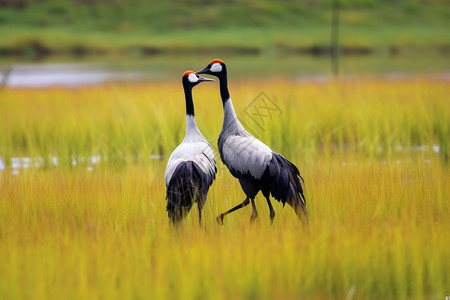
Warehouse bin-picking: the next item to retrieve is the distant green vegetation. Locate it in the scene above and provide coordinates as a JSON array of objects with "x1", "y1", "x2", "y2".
[
  {"x1": 1, "y1": 0, "x2": 448, "y2": 30},
  {"x1": 0, "y1": 0, "x2": 449, "y2": 57}
]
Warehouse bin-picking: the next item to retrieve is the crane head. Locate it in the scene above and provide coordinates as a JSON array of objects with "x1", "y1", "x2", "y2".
[
  {"x1": 196, "y1": 59, "x2": 226, "y2": 77},
  {"x1": 182, "y1": 70, "x2": 215, "y2": 88}
]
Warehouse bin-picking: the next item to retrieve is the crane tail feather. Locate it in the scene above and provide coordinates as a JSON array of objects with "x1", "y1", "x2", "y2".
[
  {"x1": 266, "y1": 153, "x2": 307, "y2": 219},
  {"x1": 166, "y1": 161, "x2": 204, "y2": 224}
]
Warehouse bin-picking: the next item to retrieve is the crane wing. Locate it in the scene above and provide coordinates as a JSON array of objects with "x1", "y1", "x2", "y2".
[
  {"x1": 220, "y1": 135, "x2": 272, "y2": 180},
  {"x1": 165, "y1": 141, "x2": 216, "y2": 186}
]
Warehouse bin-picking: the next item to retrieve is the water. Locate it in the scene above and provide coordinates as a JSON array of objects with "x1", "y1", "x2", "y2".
[
  {"x1": 0, "y1": 145, "x2": 440, "y2": 175},
  {"x1": 0, "y1": 154, "x2": 163, "y2": 174},
  {"x1": 0, "y1": 62, "x2": 148, "y2": 88},
  {"x1": 3, "y1": 64, "x2": 144, "y2": 87},
  {"x1": 1, "y1": 54, "x2": 449, "y2": 87}
]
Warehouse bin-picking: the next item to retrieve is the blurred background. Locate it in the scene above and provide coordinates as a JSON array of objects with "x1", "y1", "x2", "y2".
[{"x1": 0, "y1": 0, "x2": 449, "y2": 86}]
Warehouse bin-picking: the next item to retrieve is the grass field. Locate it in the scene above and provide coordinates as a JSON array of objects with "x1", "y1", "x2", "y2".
[{"x1": 0, "y1": 78, "x2": 449, "y2": 299}]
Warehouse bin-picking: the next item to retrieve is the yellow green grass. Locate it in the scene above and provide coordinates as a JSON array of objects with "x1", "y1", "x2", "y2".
[{"x1": 0, "y1": 79, "x2": 449, "y2": 299}]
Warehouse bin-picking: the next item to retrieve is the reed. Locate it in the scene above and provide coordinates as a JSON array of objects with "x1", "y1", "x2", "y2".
[
  {"x1": 1, "y1": 79, "x2": 447, "y2": 163},
  {"x1": 0, "y1": 79, "x2": 448, "y2": 299}
]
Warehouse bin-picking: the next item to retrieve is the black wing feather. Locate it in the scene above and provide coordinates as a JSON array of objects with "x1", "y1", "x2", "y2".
[
  {"x1": 264, "y1": 153, "x2": 306, "y2": 210},
  {"x1": 166, "y1": 161, "x2": 210, "y2": 224}
]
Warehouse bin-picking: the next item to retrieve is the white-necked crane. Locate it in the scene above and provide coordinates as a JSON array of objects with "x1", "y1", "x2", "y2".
[
  {"x1": 196, "y1": 59, "x2": 307, "y2": 224},
  {"x1": 165, "y1": 71, "x2": 217, "y2": 226}
]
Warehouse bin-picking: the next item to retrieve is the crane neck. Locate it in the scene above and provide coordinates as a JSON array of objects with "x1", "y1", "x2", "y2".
[
  {"x1": 218, "y1": 75, "x2": 230, "y2": 105},
  {"x1": 183, "y1": 85, "x2": 195, "y2": 116},
  {"x1": 182, "y1": 85, "x2": 203, "y2": 140},
  {"x1": 222, "y1": 97, "x2": 247, "y2": 135},
  {"x1": 184, "y1": 114, "x2": 202, "y2": 141},
  {"x1": 217, "y1": 75, "x2": 247, "y2": 134}
]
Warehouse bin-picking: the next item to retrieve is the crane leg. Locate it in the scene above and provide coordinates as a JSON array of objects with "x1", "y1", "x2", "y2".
[
  {"x1": 250, "y1": 198, "x2": 258, "y2": 223},
  {"x1": 265, "y1": 196, "x2": 275, "y2": 223},
  {"x1": 197, "y1": 197, "x2": 205, "y2": 227},
  {"x1": 216, "y1": 197, "x2": 250, "y2": 225}
]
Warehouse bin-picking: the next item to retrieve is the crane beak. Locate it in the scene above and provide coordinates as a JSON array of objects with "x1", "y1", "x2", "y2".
[
  {"x1": 196, "y1": 67, "x2": 209, "y2": 75},
  {"x1": 197, "y1": 75, "x2": 215, "y2": 82}
]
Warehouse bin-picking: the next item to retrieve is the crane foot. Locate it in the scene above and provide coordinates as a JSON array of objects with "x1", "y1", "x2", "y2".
[{"x1": 216, "y1": 214, "x2": 224, "y2": 225}]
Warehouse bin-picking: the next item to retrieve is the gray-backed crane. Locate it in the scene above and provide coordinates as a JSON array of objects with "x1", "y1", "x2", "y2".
[{"x1": 196, "y1": 59, "x2": 307, "y2": 224}]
